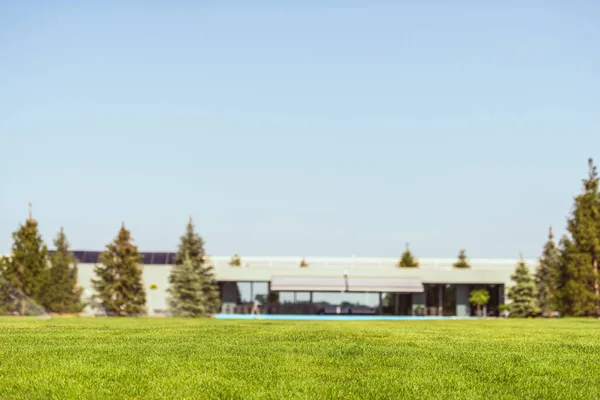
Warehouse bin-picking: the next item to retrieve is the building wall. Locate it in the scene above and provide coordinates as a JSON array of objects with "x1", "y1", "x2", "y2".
[{"x1": 73, "y1": 256, "x2": 525, "y2": 316}]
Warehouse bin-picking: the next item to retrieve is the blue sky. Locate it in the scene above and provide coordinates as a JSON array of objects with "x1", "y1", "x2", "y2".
[{"x1": 1, "y1": 1, "x2": 599, "y2": 258}]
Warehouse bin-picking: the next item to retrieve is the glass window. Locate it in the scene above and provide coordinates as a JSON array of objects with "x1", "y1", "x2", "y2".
[
  {"x1": 442, "y1": 285, "x2": 456, "y2": 316},
  {"x1": 279, "y1": 291, "x2": 295, "y2": 304},
  {"x1": 236, "y1": 282, "x2": 252, "y2": 303},
  {"x1": 252, "y1": 282, "x2": 269, "y2": 302},
  {"x1": 295, "y1": 292, "x2": 310, "y2": 303}
]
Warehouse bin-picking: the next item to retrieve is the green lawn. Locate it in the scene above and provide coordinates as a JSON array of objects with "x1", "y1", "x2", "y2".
[{"x1": 0, "y1": 318, "x2": 599, "y2": 399}]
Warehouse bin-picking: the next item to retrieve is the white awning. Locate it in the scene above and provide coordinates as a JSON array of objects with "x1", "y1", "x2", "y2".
[
  {"x1": 347, "y1": 278, "x2": 424, "y2": 293},
  {"x1": 270, "y1": 276, "x2": 346, "y2": 291}
]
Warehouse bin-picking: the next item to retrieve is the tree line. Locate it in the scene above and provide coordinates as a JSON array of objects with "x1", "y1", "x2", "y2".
[
  {"x1": 0, "y1": 214, "x2": 220, "y2": 317},
  {"x1": 1, "y1": 158, "x2": 599, "y2": 318},
  {"x1": 396, "y1": 158, "x2": 600, "y2": 318}
]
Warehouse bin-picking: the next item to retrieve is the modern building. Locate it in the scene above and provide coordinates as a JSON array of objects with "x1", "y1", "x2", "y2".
[{"x1": 56, "y1": 251, "x2": 534, "y2": 317}]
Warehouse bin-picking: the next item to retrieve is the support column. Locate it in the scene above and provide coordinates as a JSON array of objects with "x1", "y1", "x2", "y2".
[
  {"x1": 456, "y1": 285, "x2": 469, "y2": 317},
  {"x1": 438, "y1": 285, "x2": 443, "y2": 316},
  {"x1": 378, "y1": 292, "x2": 382, "y2": 315}
]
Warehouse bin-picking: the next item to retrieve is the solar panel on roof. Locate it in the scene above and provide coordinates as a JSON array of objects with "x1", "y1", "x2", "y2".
[
  {"x1": 165, "y1": 253, "x2": 175, "y2": 264},
  {"x1": 83, "y1": 252, "x2": 100, "y2": 263},
  {"x1": 153, "y1": 252, "x2": 167, "y2": 264},
  {"x1": 142, "y1": 253, "x2": 153, "y2": 264},
  {"x1": 73, "y1": 251, "x2": 85, "y2": 262}
]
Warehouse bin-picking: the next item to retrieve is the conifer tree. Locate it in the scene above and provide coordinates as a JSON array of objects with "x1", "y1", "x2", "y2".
[
  {"x1": 173, "y1": 218, "x2": 220, "y2": 315},
  {"x1": 453, "y1": 249, "x2": 470, "y2": 269},
  {"x1": 3, "y1": 205, "x2": 49, "y2": 314},
  {"x1": 167, "y1": 253, "x2": 206, "y2": 317},
  {"x1": 507, "y1": 257, "x2": 539, "y2": 317},
  {"x1": 92, "y1": 224, "x2": 146, "y2": 316},
  {"x1": 0, "y1": 256, "x2": 17, "y2": 314},
  {"x1": 42, "y1": 228, "x2": 84, "y2": 314},
  {"x1": 555, "y1": 236, "x2": 597, "y2": 316},
  {"x1": 555, "y1": 158, "x2": 600, "y2": 316},
  {"x1": 535, "y1": 227, "x2": 560, "y2": 315},
  {"x1": 397, "y1": 243, "x2": 419, "y2": 268}
]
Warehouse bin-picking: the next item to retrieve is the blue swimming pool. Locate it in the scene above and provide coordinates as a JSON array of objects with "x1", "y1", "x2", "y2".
[{"x1": 215, "y1": 314, "x2": 476, "y2": 321}]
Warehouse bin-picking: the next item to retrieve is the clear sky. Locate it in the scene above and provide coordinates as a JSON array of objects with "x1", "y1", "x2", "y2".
[{"x1": 1, "y1": 1, "x2": 599, "y2": 259}]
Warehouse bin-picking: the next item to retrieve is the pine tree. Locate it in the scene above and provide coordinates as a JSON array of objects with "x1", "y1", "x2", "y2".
[
  {"x1": 535, "y1": 227, "x2": 560, "y2": 315},
  {"x1": 507, "y1": 257, "x2": 539, "y2": 317},
  {"x1": 453, "y1": 249, "x2": 470, "y2": 269},
  {"x1": 92, "y1": 223, "x2": 146, "y2": 316},
  {"x1": 397, "y1": 243, "x2": 419, "y2": 268},
  {"x1": 555, "y1": 158, "x2": 600, "y2": 316},
  {"x1": 555, "y1": 236, "x2": 597, "y2": 316},
  {"x1": 229, "y1": 254, "x2": 242, "y2": 267},
  {"x1": 3, "y1": 205, "x2": 49, "y2": 314},
  {"x1": 167, "y1": 252, "x2": 206, "y2": 317},
  {"x1": 174, "y1": 218, "x2": 220, "y2": 315},
  {"x1": 0, "y1": 256, "x2": 17, "y2": 314},
  {"x1": 42, "y1": 228, "x2": 84, "y2": 314}
]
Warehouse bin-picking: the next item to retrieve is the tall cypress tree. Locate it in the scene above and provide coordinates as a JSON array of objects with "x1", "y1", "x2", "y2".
[
  {"x1": 167, "y1": 253, "x2": 205, "y2": 317},
  {"x1": 3, "y1": 205, "x2": 49, "y2": 314},
  {"x1": 507, "y1": 257, "x2": 539, "y2": 317},
  {"x1": 174, "y1": 218, "x2": 221, "y2": 315},
  {"x1": 42, "y1": 228, "x2": 84, "y2": 314},
  {"x1": 555, "y1": 158, "x2": 600, "y2": 316},
  {"x1": 92, "y1": 223, "x2": 146, "y2": 316},
  {"x1": 397, "y1": 243, "x2": 419, "y2": 268},
  {"x1": 535, "y1": 227, "x2": 560, "y2": 315}
]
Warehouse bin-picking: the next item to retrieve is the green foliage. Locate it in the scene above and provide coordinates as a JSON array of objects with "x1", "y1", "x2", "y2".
[
  {"x1": 6, "y1": 318, "x2": 600, "y2": 399},
  {"x1": 92, "y1": 224, "x2": 146, "y2": 316},
  {"x1": 453, "y1": 249, "x2": 470, "y2": 269},
  {"x1": 168, "y1": 253, "x2": 206, "y2": 317},
  {"x1": 229, "y1": 254, "x2": 242, "y2": 267},
  {"x1": 508, "y1": 258, "x2": 539, "y2": 317},
  {"x1": 172, "y1": 218, "x2": 220, "y2": 315},
  {"x1": 0, "y1": 257, "x2": 16, "y2": 315},
  {"x1": 300, "y1": 258, "x2": 309, "y2": 268},
  {"x1": 535, "y1": 227, "x2": 560, "y2": 314},
  {"x1": 397, "y1": 244, "x2": 419, "y2": 268},
  {"x1": 41, "y1": 228, "x2": 84, "y2": 314},
  {"x1": 469, "y1": 288, "x2": 490, "y2": 315},
  {"x1": 267, "y1": 291, "x2": 279, "y2": 304},
  {"x1": 2, "y1": 211, "x2": 49, "y2": 314},
  {"x1": 555, "y1": 159, "x2": 600, "y2": 316}
]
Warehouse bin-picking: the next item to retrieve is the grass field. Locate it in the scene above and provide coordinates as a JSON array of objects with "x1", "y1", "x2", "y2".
[{"x1": 1, "y1": 318, "x2": 599, "y2": 399}]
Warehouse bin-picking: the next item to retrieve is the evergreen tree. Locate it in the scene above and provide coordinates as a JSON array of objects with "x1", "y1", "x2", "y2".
[
  {"x1": 555, "y1": 236, "x2": 597, "y2": 316},
  {"x1": 397, "y1": 243, "x2": 419, "y2": 268},
  {"x1": 174, "y1": 218, "x2": 221, "y2": 315},
  {"x1": 507, "y1": 257, "x2": 539, "y2": 317},
  {"x1": 0, "y1": 256, "x2": 17, "y2": 314},
  {"x1": 42, "y1": 228, "x2": 84, "y2": 314},
  {"x1": 535, "y1": 227, "x2": 560, "y2": 315},
  {"x1": 92, "y1": 224, "x2": 146, "y2": 316},
  {"x1": 229, "y1": 254, "x2": 242, "y2": 267},
  {"x1": 167, "y1": 252, "x2": 206, "y2": 317},
  {"x1": 555, "y1": 158, "x2": 600, "y2": 316},
  {"x1": 453, "y1": 249, "x2": 470, "y2": 269},
  {"x1": 3, "y1": 205, "x2": 49, "y2": 314}
]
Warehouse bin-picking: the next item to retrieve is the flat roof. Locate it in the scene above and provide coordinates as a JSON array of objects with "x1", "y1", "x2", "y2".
[{"x1": 42, "y1": 251, "x2": 534, "y2": 286}]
